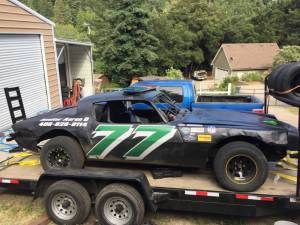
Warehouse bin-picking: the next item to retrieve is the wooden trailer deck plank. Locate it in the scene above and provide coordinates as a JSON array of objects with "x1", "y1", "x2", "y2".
[{"x1": 0, "y1": 152, "x2": 296, "y2": 196}]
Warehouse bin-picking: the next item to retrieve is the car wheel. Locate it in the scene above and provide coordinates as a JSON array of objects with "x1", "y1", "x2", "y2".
[
  {"x1": 214, "y1": 141, "x2": 268, "y2": 192},
  {"x1": 45, "y1": 180, "x2": 91, "y2": 225},
  {"x1": 41, "y1": 136, "x2": 84, "y2": 170},
  {"x1": 95, "y1": 183, "x2": 145, "y2": 225}
]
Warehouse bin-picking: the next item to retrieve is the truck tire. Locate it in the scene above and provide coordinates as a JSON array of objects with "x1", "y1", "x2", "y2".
[
  {"x1": 41, "y1": 136, "x2": 84, "y2": 171},
  {"x1": 95, "y1": 183, "x2": 145, "y2": 225},
  {"x1": 44, "y1": 180, "x2": 91, "y2": 225},
  {"x1": 214, "y1": 141, "x2": 268, "y2": 192}
]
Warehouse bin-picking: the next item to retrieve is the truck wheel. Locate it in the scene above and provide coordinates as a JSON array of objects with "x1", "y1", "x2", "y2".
[
  {"x1": 95, "y1": 183, "x2": 145, "y2": 225},
  {"x1": 45, "y1": 180, "x2": 91, "y2": 225},
  {"x1": 214, "y1": 141, "x2": 268, "y2": 192},
  {"x1": 41, "y1": 136, "x2": 84, "y2": 170}
]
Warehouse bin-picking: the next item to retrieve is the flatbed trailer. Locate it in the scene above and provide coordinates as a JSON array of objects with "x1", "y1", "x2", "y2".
[
  {"x1": 0, "y1": 151, "x2": 300, "y2": 224},
  {"x1": 2, "y1": 63, "x2": 300, "y2": 225}
]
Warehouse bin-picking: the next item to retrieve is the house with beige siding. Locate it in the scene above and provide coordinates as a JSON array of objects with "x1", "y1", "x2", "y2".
[
  {"x1": 0, "y1": 0, "x2": 93, "y2": 130},
  {"x1": 211, "y1": 43, "x2": 280, "y2": 81}
]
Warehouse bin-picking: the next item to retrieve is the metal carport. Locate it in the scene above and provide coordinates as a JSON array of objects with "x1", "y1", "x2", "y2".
[{"x1": 55, "y1": 39, "x2": 94, "y2": 105}]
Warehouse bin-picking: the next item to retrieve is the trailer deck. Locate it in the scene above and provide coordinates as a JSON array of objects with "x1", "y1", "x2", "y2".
[
  {"x1": 0, "y1": 152, "x2": 296, "y2": 196},
  {"x1": 1, "y1": 151, "x2": 300, "y2": 217}
]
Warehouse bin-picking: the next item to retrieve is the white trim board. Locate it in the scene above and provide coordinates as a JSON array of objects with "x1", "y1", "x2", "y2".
[
  {"x1": 40, "y1": 34, "x2": 52, "y2": 110},
  {"x1": 52, "y1": 27, "x2": 63, "y2": 107}
]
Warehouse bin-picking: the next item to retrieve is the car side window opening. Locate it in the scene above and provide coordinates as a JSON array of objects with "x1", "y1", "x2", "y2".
[
  {"x1": 159, "y1": 86, "x2": 183, "y2": 103},
  {"x1": 94, "y1": 100, "x2": 165, "y2": 124}
]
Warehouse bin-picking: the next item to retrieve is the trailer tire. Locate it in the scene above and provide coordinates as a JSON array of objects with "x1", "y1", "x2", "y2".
[
  {"x1": 214, "y1": 141, "x2": 268, "y2": 192},
  {"x1": 44, "y1": 180, "x2": 91, "y2": 225},
  {"x1": 41, "y1": 136, "x2": 84, "y2": 170},
  {"x1": 95, "y1": 183, "x2": 145, "y2": 225}
]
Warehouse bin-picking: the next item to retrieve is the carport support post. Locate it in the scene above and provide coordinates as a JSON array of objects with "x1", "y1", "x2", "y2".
[{"x1": 297, "y1": 108, "x2": 300, "y2": 197}]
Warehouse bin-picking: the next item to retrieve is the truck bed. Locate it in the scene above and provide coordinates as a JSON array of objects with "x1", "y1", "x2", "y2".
[{"x1": 0, "y1": 153, "x2": 296, "y2": 196}]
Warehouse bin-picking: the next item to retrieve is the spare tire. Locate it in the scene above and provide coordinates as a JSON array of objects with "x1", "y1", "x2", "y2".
[
  {"x1": 267, "y1": 64, "x2": 288, "y2": 91},
  {"x1": 267, "y1": 62, "x2": 300, "y2": 107}
]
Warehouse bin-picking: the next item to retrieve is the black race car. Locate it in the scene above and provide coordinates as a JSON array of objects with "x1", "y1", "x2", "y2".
[{"x1": 11, "y1": 87, "x2": 299, "y2": 192}]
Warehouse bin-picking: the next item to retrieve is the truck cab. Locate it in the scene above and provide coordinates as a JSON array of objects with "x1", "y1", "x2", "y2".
[{"x1": 133, "y1": 80, "x2": 264, "y2": 112}]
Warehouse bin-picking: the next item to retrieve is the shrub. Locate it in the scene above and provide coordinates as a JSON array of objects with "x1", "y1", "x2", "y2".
[
  {"x1": 217, "y1": 76, "x2": 239, "y2": 93},
  {"x1": 273, "y1": 45, "x2": 300, "y2": 68},
  {"x1": 241, "y1": 72, "x2": 263, "y2": 82},
  {"x1": 166, "y1": 67, "x2": 183, "y2": 80}
]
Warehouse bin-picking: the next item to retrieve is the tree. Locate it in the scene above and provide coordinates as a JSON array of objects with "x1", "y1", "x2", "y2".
[
  {"x1": 20, "y1": 0, "x2": 54, "y2": 19},
  {"x1": 273, "y1": 46, "x2": 300, "y2": 67},
  {"x1": 252, "y1": 0, "x2": 300, "y2": 45},
  {"x1": 91, "y1": 0, "x2": 159, "y2": 85},
  {"x1": 55, "y1": 24, "x2": 89, "y2": 41},
  {"x1": 217, "y1": 0, "x2": 264, "y2": 43},
  {"x1": 53, "y1": 0, "x2": 72, "y2": 24},
  {"x1": 151, "y1": 0, "x2": 224, "y2": 76}
]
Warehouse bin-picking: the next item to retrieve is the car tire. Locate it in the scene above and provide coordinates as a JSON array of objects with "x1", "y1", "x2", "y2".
[
  {"x1": 45, "y1": 180, "x2": 91, "y2": 225},
  {"x1": 214, "y1": 141, "x2": 268, "y2": 192},
  {"x1": 41, "y1": 136, "x2": 85, "y2": 171},
  {"x1": 95, "y1": 183, "x2": 145, "y2": 225}
]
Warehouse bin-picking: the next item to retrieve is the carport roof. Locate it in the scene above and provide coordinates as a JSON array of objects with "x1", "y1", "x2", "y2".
[{"x1": 55, "y1": 38, "x2": 93, "y2": 47}]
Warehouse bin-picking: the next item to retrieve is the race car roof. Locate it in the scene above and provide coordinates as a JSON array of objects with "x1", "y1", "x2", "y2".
[{"x1": 77, "y1": 89, "x2": 160, "y2": 112}]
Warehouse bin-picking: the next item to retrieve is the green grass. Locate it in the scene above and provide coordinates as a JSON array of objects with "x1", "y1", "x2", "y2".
[
  {"x1": 0, "y1": 192, "x2": 300, "y2": 225},
  {"x1": 0, "y1": 193, "x2": 45, "y2": 225}
]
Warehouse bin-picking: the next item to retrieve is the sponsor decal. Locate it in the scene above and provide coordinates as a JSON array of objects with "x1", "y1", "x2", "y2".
[
  {"x1": 190, "y1": 127, "x2": 205, "y2": 133},
  {"x1": 180, "y1": 127, "x2": 190, "y2": 135},
  {"x1": 88, "y1": 125, "x2": 176, "y2": 160},
  {"x1": 206, "y1": 126, "x2": 216, "y2": 134},
  {"x1": 198, "y1": 134, "x2": 212, "y2": 142},
  {"x1": 39, "y1": 117, "x2": 89, "y2": 127}
]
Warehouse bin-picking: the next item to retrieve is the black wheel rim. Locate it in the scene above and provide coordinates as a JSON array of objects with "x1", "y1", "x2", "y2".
[
  {"x1": 226, "y1": 155, "x2": 258, "y2": 184},
  {"x1": 48, "y1": 146, "x2": 71, "y2": 168}
]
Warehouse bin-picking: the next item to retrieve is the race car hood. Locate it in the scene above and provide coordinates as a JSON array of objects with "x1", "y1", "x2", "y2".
[{"x1": 176, "y1": 108, "x2": 281, "y2": 128}]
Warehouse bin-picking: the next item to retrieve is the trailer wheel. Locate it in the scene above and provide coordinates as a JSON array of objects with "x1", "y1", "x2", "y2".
[
  {"x1": 95, "y1": 183, "x2": 145, "y2": 225},
  {"x1": 41, "y1": 136, "x2": 84, "y2": 170},
  {"x1": 44, "y1": 180, "x2": 91, "y2": 225},
  {"x1": 214, "y1": 141, "x2": 268, "y2": 192}
]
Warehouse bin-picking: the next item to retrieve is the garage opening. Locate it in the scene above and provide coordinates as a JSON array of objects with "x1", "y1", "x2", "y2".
[
  {"x1": 0, "y1": 34, "x2": 49, "y2": 130},
  {"x1": 55, "y1": 39, "x2": 94, "y2": 106},
  {"x1": 215, "y1": 68, "x2": 229, "y2": 81}
]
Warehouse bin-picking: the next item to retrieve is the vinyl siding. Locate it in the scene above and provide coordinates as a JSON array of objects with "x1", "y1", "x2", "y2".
[
  {"x1": 213, "y1": 49, "x2": 230, "y2": 71},
  {"x1": 69, "y1": 45, "x2": 94, "y2": 97},
  {"x1": 0, "y1": 0, "x2": 61, "y2": 108}
]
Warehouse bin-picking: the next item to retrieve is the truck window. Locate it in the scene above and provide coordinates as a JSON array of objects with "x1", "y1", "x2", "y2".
[{"x1": 159, "y1": 86, "x2": 183, "y2": 103}]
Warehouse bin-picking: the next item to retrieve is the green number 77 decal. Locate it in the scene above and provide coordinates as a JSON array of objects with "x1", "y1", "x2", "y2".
[{"x1": 87, "y1": 124, "x2": 176, "y2": 160}]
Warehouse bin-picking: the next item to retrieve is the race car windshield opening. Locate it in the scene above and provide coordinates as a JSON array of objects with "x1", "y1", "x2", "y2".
[{"x1": 153, "y1": 93, "x2": 180, "y2": 118}]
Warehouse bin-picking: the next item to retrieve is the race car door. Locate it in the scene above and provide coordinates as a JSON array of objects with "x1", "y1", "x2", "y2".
[{"x1": 89, "y1": 100, "x2": 185, "y2": 166}]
